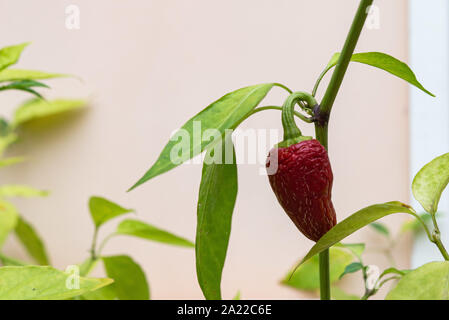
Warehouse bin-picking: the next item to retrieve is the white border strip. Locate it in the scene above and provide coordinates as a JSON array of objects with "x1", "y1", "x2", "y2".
[{"x1": 409, "y1": 0, "x2": 449, "y2": 267}]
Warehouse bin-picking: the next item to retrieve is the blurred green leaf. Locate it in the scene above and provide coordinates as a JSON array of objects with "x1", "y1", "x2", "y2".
[
  {"x1": 0, "y1": 157, "x2": 25, "y2": 169},
  {"x1": 327, "y1": 52, "x2": 434, "y2": 96},
  {"x1": 0, "y1": 80, "x2": 49, "y2": 99},
  {"x1": 0, "y1": 185, "x2": 48, "y2": 198},
  {"x1": 0, "y1": 69, "x2": 69, "y2": 82},
  {"x1": 14, "y1": 216, "x2": 50, "y2": 265},
  {"x1": 0, "y1": 133, "x2": 18, "y2": 155},
  {"x1": 233, "y1": 291, "x2": 241, "y2": 300},
  {"x1": 336, "y1": 243, "x2": 365, "y2": 259},
  {"x1": 386, "y1": 262, "x2": 449, "y2": 300},
  {"x1": 331, "y1": 286, "x2": 359, "y2": 300},
  {"x1": 400, "y1": 213, "x2": 434, "y2": 233},
  {"x1": 80, "y1": 284, "x2": 117, "y2": 300},
  {"x1": 129, "y1": 83, "x2": 274, "y2": 190},
  {"x1": 102, "y1": 255, "x2": 149, "y2": 300},
  {"x1": 89, "y1": 196, "x2": 134, "y2": 228},
  {"x1": 196, "y1": 138, "x2": 237, "y2": 300},
  {"x1": 0, "y1": 43, "x2": 29, "y2": 71},
  {"x1": 282, "y1": 247, "x2": 353, "y2": 291},
  {"x1": 0, "y1": 265, "x2": 112, "y2": 300},
  {"x1": 116, "y1": 219, "x2": 194, "y2": 248},
  {"x1": 412, "y1": 153, "x2": 449, "y2": 215},
  {"x1": 369, "y1": 222, "x2": 390, "y2": 237},
  {"x1": 0, "y1": 118, "x2": 9, "y2": 136},
  {"x1": 380, "y1": 267, "x2": 410, "y2": 279},
  {"x1": 339, "y1": 262, "x2": 364, "y2": 279},
  {"x1": 296, "y1": 202, "x2": 416, "y2": 268},
  {"x1": 0, "y1": 253, "x2": 27, "y2": 266},
  {"x1": 0, "y1": 200, "x2": 18, "y2": 248},
  {"x1": 12, "y1": 98, "x2": 86, "y2": 127},
  {"x1": 78, "y1": 257, "x2": 99, "y2": 277}
]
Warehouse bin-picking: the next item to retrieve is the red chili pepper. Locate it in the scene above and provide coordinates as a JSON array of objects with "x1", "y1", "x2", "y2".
[{"x1": 266, "y1": 92, "x2": 336, "y2": 241}]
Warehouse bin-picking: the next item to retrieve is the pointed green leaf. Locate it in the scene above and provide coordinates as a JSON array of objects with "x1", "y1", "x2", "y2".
[
  {"x1": 326, "y1": 53, "x2": 341, "y2": 69},
  {"x1": 0, "y1": 185, "x2": 48, "y2": 198},
  {"x1": 282, "y1": 247, "x2": 353, "y2": 291},
  {"x1": 0, "y1": 157, "x2": 25, "y2": 168},
  {"x1": 0, "y1": 200, "x2": 19, "y2": 248},
  {"x1": 369, "y1": 222, "x2": 390, "y2": 237},
  {"x1": 196, "y1": 139, "x2": 237, "y2": 300},
  {"x1": 380, "y1": 267, "x2": 410, "y2": 280},
  {"x1": 116, "y1": 219, "x2": 194, "y2": 248},
  {"x1": 0, "y1": 265, "x2": 113, "y2": 300},
  {"x1": 386, "y1": 262, "x2": 449, "y2": 300},
  {"x1": 339, "y1": 262, "x2": 364, "y2": 279},
  {"x1": 12, "y1": 98, "x2": 86, "y2": 127},
  {"x1": 233, "y1": 291, "x2": 241, "y2": 300},
  {"x1": 14, "y1": 216, "x2": 50, "y2": 265},
  {"x1": 412, "y1": 152, "x2": 449, "y2": 215},
  {"x1": 102, "y1": 255, "x2": 149, "y2": 300},
  {"x1": 0, "y1": 43, "x2": 29, "y2": 71},
  {"x1": 296, "y1": 202, "x2": 416, "y2": 268},
  {"x1": 0, "y1": 69, "x2": 69, "y2": 82},
  {"x1": 129, "y1": 83, "x2": 274, "y2": 190},
  {"x1": 325, "y1": 52, "x2": 434, "y2": 96},
  {"x1": 89, "y1": 196, "x2": 134, "y2": 228}
]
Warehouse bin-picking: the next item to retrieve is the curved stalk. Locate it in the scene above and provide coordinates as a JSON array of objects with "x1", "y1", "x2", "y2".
[
  {"x1": 97, "y1": 233, "x2": 117, "y2": 257},
  {"x1": 250, "y1": 105, "x2": 314, "y2": 123},
  {"x1": 312, "y1": 65, "x2": 334, "y2": 97},
  {"x1": 274, "y1": 83, "x2": 293, "y2": 94}
]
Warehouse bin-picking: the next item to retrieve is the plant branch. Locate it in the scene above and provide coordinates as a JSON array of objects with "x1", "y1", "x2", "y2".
[
  {"x1": 274, "y1": 83, "x2": 293, "y2": 94},
  {"x1": 315, "y1": 0, "x2": 374, "y2": 300},
  {"x1": 320, "y1": 0, "x2": 373, "y2": 115},
  {"x1": 250, "y1": 105, "x2": 313, "y2": 123},
  {"x1": 315, "y1": 0, "x2": 373, "y2": 147},
  {"x1": 319, "y1": 250, "x2": 330, "y2": 300},
  {"x1": 430, "y1": 217, "x2": 449, "y2": 261},
  {"x1": 89, "y1": 227, "x2": 99, "y2": 260},
  {"x1": 97, "y1": 233, "x2": 117, "y2": 257}
]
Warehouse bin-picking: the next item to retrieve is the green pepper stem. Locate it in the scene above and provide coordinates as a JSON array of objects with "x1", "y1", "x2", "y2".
[
  {"x1": 281, "y1": 92, "x2": 317, "y2": 141},
  {"x1": 315, "y1": 0, "x2": 374, "y2": 301},
  {"x1": 319, "y1": 250, "x2": 331, "y2": 300}
]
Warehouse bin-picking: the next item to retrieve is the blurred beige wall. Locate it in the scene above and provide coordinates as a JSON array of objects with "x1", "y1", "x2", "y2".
[{"x1": 0, "y1": 0, "x2": 411, "y2": 299}]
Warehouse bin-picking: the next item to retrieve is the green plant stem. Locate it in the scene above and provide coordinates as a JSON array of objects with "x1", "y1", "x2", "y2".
[
  {"x1": 273, "y1": 83, "x2": 293, "y2": 94},
  {"x1": 90, "y1": 227, "x2": 99, "y2": 260},
  {"x1": 0, "y1": 253, "x2": 27, "y2": 266},
  {"x1": 316, "y1": 0, "x2": 373, "y2": 147},
  {"x1": 250, "y1": 106, "x2": 313, "y2": 123},
  {"x1": 433, "y1": 236, "x2": 449, "y2": 261},
  {"x1": 315, "y1": 0, "x2": 373, "y2": 300},
  {"x1": 429, "y1": 214, "x2": 449, "y2": 260},
  {"x1": 312, "y1": 65, "x2": 334, "y2": 97},
  {"x1": 97, "y1": 233, "x2": 116, "y2": 256},
  {"x1": 319, "y1": 250, "x2": 330, "y2": 300}
]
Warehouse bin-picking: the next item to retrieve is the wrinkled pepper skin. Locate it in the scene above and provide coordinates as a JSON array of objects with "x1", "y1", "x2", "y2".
[{"x1": 266, "y1": 139, "x2": 336, "y2": 241}]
